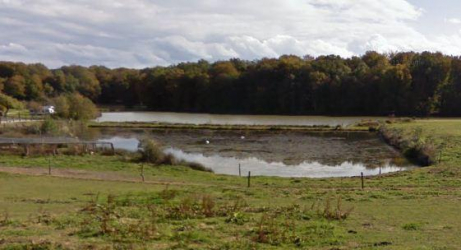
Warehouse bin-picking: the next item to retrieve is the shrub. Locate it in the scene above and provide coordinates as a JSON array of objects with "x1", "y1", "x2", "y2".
[
  {"x1": 138, "y1": 139, "x2": 213, "y2": 172},
  {"x1": 67, "y1": 94, "x2": 98, "y2": 120},
  {"x1": 0, "y1": 92, "x2": 23, "y2": 117},
  {"x1": 225, "y1": 212, "x2": 247, "y2": 225},
  {"x1": 202, "y1": 195, "x2": 215, "y2": 217},
  {"x1": 24, "y1": 123, "x2": 42, "y2": 135},
  {"x1": 160, "y1": 153, "x2": 176, "y2": 165},
  {"x1": 139, "y1": 139, "x2": 165, "y2": 164},
  {"x1": 320, "y1": 197, "x2": 354, "y2": 221},
  {"x1": 310, "y1": 197, "x2": 354, "y2": 221},
  {"x1": 52, "y1": 95, "x2": 70, "y2": 119},
  {"x1": 40, "y1": 118, "x2": 58, "y2": 135},
  {"x1": 53, "y1": 93, "x2": 98, "y2": 120},
  {"x1": 181, "y1": 161, "x2": 213, "y2": 173},
  {"x1": 402, "y1": 223, "x2": 420, "y2": 231},
  {"x1": 26, "y1": 101, "x2": 42, "y2": 114}
]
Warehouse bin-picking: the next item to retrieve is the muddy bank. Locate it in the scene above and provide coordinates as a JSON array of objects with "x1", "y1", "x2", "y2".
[{"x1": 379, "y1": 126, "x2": 436, "y2": 166}]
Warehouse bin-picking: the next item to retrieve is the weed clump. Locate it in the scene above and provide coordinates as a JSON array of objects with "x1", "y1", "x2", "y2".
[
  {"x1": 402, "y1": 223, "x2": 420, "y2": 231},
  {"x1": 249, "y1": 198, "x2": 351, "y2": 247},
  {"x1": 139, "y1": 139, "x2": 164, "y2": 164},
  {"x1": 138, "y1": 138, "x2": 213, "y2": 172},
  {"x1": 225, "y1": 212, "x2": 247, "y2": 225},
  {"x1": 318, "y1": 197, "x2": 354, "y2": 221},
  {"x1": 0, "y1": 210, "x2": 10, "y2": 227},
  {"x1": 180, "y1": 161, "x2": 213, "y2": 172},
  {"x1": 39, "y1": 191, "x2": 355, "y2": 248}
]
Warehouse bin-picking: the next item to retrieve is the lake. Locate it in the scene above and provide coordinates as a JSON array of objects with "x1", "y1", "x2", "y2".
[{"x1": 96, "y1": 112, "x2": 380, "y2": 127}]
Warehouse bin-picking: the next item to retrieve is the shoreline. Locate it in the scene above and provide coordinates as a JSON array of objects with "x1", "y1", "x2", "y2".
[
  {"x1": 89, "y1": 121, "x2": 372, "y2": 132},
  {"x1": 90, "y1": 120, "x2": 429, "y2": 168},
  {"x1": 379, "y1": 125, "x2": 434, "y2": 167}
]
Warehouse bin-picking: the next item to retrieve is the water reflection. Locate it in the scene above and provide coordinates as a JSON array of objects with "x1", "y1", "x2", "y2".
[
  {"x1": 96, "y1": 112, "x2": 381, "y2": 127},
  {"x1": 98, "y1": 136, "x2": 140, "y2": 151},
  {"x1": 165, "y1": 148, "x2": 410, "y2": 178},
  {"x1": 92, "y1": 129, "x2": 415, "y2": 178}
]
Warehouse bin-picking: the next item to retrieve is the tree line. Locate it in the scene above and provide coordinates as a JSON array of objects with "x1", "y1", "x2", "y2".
[{"x1": 1, "y1": 51, "x2": 461, "y2": 116}]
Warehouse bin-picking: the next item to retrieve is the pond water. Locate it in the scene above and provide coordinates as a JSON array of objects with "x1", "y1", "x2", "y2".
[
  {"x1": 165, "y1": 148, "x2": 407, "y2": 178},
  {"x1": 96, "y1": 112, "x2": 380, "y2": 127},
  {"x1": 93, "y1": 128, "x2": 415, "y2": 178}
]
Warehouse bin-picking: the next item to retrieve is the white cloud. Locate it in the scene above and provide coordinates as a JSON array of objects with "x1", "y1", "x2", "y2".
[
  {"x1": 445, "y1": 18, "x2": 461, "y2": 24},
  {"x1": 154, "y1": 36, "x2": 239, "y2": 61},
  {"x1": 0, "y1": 0, "x2": 457, "y2": 68},
  {"x1": 0, "y1": 43, "x2": 28, "y2": 53}
]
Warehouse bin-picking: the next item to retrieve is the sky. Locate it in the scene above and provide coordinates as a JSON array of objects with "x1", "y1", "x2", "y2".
[{"x1": 0, "y1": 0, "x2": 460, "y2": 68}]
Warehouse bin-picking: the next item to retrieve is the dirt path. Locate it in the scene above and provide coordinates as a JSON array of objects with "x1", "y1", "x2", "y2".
[{"x1": 0, "y1": 166, "x2": 204, "y2": 186}]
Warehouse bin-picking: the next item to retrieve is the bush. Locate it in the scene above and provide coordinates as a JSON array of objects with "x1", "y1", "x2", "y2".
[
  {"x1": 0, "y1": 92, "x2": 23, "y2": 117},
  {"x1": 181, "y1": 161, "x2": 213, "y2": 173},
  {"x1": 40, "y1": 118, "x2": 58, "y2": 135},
  {"x1": 161, "y1": 153, "x2": 177, "y2": 165},
  {"x1": 26, "y1": 101, "x2": 42, "y2": 114},
  {"x1": 53, "y1": 93, "x2": 98, "y2": 120},
  {"x1": 52, "y1": 95, "x2": 70, "y2": 118},
  {"x1": 137, "y1": 139, "x2": 213, "y2": 172},
  {"x1": 24, "y1": 123, "x2": 42, "y2": 135},
  {"x1": 139, "y1": 139, "x2": 165, "y2": 164}
]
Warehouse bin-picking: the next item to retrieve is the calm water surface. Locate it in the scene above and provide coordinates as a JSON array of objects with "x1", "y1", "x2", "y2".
[
  {"x1": 96, "y1": 112, "x2": 381, "y2": 127},
  {"x1": 94, "y1": 129, "x2": 415, "y2": 178}
]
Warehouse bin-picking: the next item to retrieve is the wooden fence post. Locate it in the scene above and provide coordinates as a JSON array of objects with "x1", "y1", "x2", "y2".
[
  {"x1": 48, "y1": 158, "x2": 52, "y2": 176},
  {"x1": 239, "y1": 163, "x2": 241, "y2": 177},
  {"x1": 141, "y1": 164, "x2": 145, "y2": 182},
  {"x1": 247, "y1": 171, "x2": 251, "y2": 188},
  {"x1": 361, "y1": 172, "x2": 364, "y2": 190}
]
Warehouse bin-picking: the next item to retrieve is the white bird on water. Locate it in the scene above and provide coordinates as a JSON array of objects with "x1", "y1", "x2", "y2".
[
  {"x1": 241, "y1": 136, "x2": 245, "y2": 140},
  {"x1": 206, "y1": 140, "x2": 210, "y2": 144}
]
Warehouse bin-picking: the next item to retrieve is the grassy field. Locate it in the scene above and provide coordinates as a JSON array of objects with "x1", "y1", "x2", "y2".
[
  {"x1": 384, "y1": 119, "x2": 461, "y2": 165},
  {"x1": 0, "y1": 120, "x2": 461, "y2": 249}
]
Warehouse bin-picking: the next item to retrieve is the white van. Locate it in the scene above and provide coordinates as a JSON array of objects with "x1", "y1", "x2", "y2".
[{"x1": 42, "y1": 106, "x2": 56, "y2": 114}]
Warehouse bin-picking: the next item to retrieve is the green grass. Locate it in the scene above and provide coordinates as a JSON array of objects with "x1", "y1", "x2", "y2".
[
  {"x1": 6, "y1": 109, "x2": 30, "y2": 117},
  {"x1": 1, "y1": 120, "x2": 461, "y2": 248},
  {"x1": 387, "y1": 119, "x2": 461, "y2": 165}
]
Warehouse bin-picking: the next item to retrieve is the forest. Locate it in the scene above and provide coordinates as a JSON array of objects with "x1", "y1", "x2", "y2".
[{"x1": 1, "y1": 51, "x2": 461, "y2": 116}]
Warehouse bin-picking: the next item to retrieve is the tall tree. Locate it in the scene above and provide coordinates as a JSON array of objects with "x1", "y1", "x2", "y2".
[
  {"x1": 4, "y1": 75, "x2": 26, "y2": 99},
  {"x1": 0, "y1": 93, "x2": 23, "y2": 117}
]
